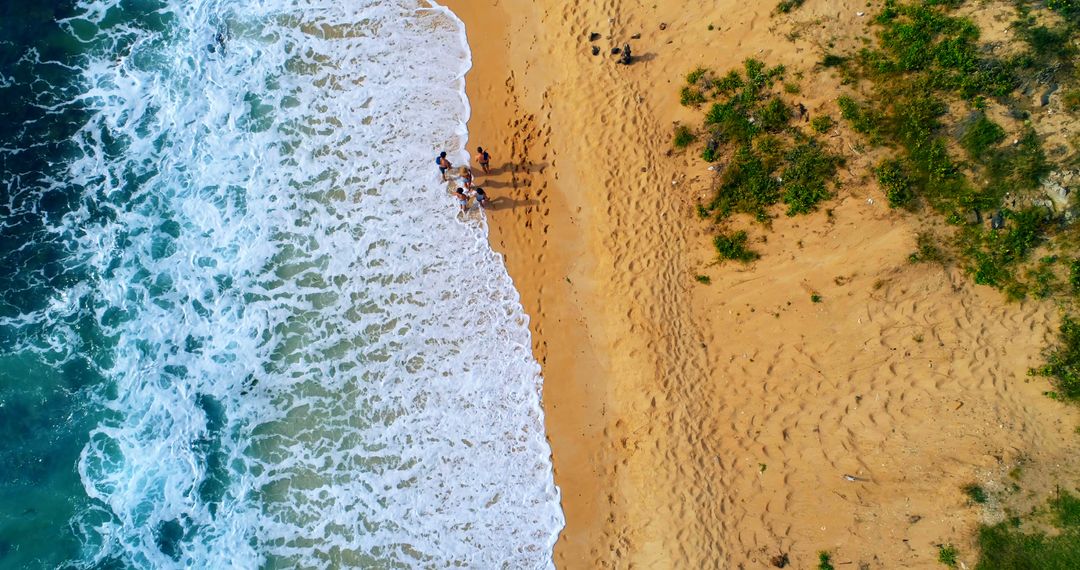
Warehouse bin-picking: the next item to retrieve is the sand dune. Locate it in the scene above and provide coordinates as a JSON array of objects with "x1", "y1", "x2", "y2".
[{"x1": 446, "y1": 0, "x2": 1080, "y2": 567}]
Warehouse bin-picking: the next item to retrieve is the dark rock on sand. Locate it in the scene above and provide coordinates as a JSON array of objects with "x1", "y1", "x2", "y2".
[
  {"x1": 591, "y1": 45, "x2": 600, "y2": 56},
  {"x1": 589, "y1": 32, "x2": 601, "y2": 41}
]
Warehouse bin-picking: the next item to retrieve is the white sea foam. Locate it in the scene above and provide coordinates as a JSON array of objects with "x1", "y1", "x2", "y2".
[{"x1": 34, "y1": 0, "x2": 564, "y2": 566}]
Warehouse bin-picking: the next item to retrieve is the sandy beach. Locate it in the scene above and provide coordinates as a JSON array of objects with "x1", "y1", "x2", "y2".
[{"x1": 444, "y1": 0, "x2": 1080, "y2": 567}]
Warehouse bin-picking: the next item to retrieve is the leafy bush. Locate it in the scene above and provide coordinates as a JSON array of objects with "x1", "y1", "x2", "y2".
[
  {"x1": 963, "y1": 208, "x2": 1046, "y2": 290},
  {"x1": 938, "y1": 544, "x2": 959, "y2": 567},
  {"x1": 781, "y1": 139, "x2": 840, "y2": 215},
  {"x1": 714, "y1": 231, "x2": 760, "y2": 262},
  {"x1": 759, "y1": 97, "x2": 792, "y2": 132},
  {"x1": 910, "y1": 231, "x2": 945, "y2": 263},
  {"x1": 680, "y1": 86, "x2": 707, "y2": 107},
  {"x1": 821, "y1": 54, "x2": 847, "y2": 68},
  {"x1": 777, "y1": 0, "x2": 805, "y2": 13},
  {"x1": 686, "y1": 66, "x2": 709, "y2": 84},
  {"x1": 964, "y1": 483, "x2": 989, "y2": 504},
  {"x1": 1033, "y1": 315, "x2": 1080, "y2": 401},
  {"x1": 975, "y1": 490, "x2": 1080, "y2": 569},
  {"x1": 1064, "y1": 90, "x2": 1080, "y2": 113},
  {"x1": 960, "y1": 114, "x2": 1005, "y2": 161},
  {"x1": 817, "y1": 551, "x2": 835, "y2": 570},
  {"x1": 811, "y1": 114, "x2": 835, "y2": 134},
  {"x1": 694, "y1": 274, "x2": 712, "y2": 284},
  {"x1": 673, "y1": 124, "x2": 696, "y2": 148},
  {"x1": 876, "y1": 158, "x2": 914, "y2": 208}
]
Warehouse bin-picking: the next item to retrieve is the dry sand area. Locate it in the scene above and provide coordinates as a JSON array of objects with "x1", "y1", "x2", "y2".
[{"x1": 444, "y1": 0, "x2": 1080, "y2": 567}]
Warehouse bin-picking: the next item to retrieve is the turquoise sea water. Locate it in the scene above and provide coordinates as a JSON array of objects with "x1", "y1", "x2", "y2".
[{"x1": 0, "y1": 1, "x2": 562, "y2": 567}]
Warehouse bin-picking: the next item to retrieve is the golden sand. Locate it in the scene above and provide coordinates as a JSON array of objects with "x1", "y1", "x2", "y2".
[{"x1": 443, "y1": 0, "x2": 1080, "y2": 567}]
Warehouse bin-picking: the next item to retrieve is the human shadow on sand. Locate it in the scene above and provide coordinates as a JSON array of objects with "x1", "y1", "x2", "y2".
[
  {"x1": 485, "y1": 196, "x2": 538, "y2": 211},
  {"x1": 479, "y1": 161, "x2": 549, "y2": 177}
]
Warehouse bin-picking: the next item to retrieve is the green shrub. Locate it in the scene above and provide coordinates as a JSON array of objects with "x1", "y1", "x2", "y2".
[
  {"x1": 821, "y1": 53, "x2": 847, "y2": 68},
  {"x1": 964, "y1": 483, "x2": 989, "y2": 504},
  {"x1": 1070, "y1": 259, "x2": 1080, "y2": 291},
  {"x1": 963, "y1": 208, "x2": 1046, "y2": 290},
  {"x1": 784, "y1": 81, "x2": 801, "y2": 94},
  {"x1": 811, "y1": 114, "x2": 835, "y2": 134},
  {"x1": 674, "y1": 124, "x2": 697, "y2": 148},
  {"x1": 716, "y1": 69, "x2": 744, "y2": 94},
  {"x1": 938, "y1": 544, "x2": 959, "y2": 567},
  {"x1": 817, "y1": 551, "x2": 835, "y2": 570},
  {"x1": 694, "y1": 274, "x2": 712, "y2": 284},
  {"x1": 1033, "y1": 315, "x2": 1080, "y2": 401},
  {"x1": 686, "y1": 66, "x2": 709, "y2": 84},
  {"x1": 910, "y1": 231, "x2": 945, "y2": 264},
  {"x1": 960, "y1": 115, "x2": 1005, "y2": 161},
  {"x1": 876, "y1": 158, "x2": 914, "y2": 208},
  {"x1": 776, "y1": 0, "x2": 805, "y2": 13},
  {"x1": 781, "y1": 139, "x2": 840, "y2": 215},
  {"x1": 1064, "y1": 90, "x2": 1080, "y2": 113},
  {"x1": 714, "y1": 231, "x2": 760, "y2": 262},
  {"x1": 759, "y1": 97, "x2": 791, "y2": 132},
  {"x1": 680, "y1": 86, "x2": 707, "y2": 107},
  {"x1": 975, "y1": 490, "x2": 1080, "y2": 569}
]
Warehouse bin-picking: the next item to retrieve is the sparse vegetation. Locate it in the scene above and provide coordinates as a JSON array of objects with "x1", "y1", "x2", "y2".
[
  {"x1": 810, "y1": 293, "x2": 823, "y2": 303},
  {"x1": 811, "y1": 114, "x2": 835, "y2": 134},
  {"x1": 938, "y1": 544, "x2": 959, "y2": 567},
  {"x1": 694, "y1": 274, "x2": 712, "y2": 284},
  {"x1": 975, "y1": 489, "x2": 1080, "y2": 569},
  {"x1": 817, "y1": 551, "x2": 835, "y2": 570},
  {"x1": 777, "y1": 0, "x2": 806, "y2": 14},
  {"x1": 1032, "y1": 315, "x2": 1080, "y2": 401},
  {"x1": 674, "y1": 124, "x2": 696, "y2": 148},
  {"x1": 714, "y1": 230, "x2": 760, "y2": 263},
  {"x1": 909, "y1": 231, "x2": 945, "y2": 264},
  {"x1": 876, "y1": 158, "x2": 914, "y2": 208},
  {"x1": 964, "y1": 483, "x2": 989, "y2": 505}
]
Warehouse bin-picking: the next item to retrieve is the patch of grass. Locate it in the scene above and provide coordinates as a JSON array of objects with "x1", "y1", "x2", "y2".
[
  {"x1": 817, "y1": 551, "x2": 835, "y2": 570},
  {"x1": 714, "y1": 230, "x2": 760, "y2": 263},
  {"x1": 810, "y1": 293, "x2": 823, "y2": 303},
  {"x1": 960, "y1": 114, "x2": 1005, "y2": 162},
  {"x1": 837, "y1": 95, "x2": 882, "y2": 139},
  {"x1": 694, "y1": 274, "x2": 712, "y2": 284},
  {"x1": 1064, "y1": 90, "x2": 1080, "y2": 113},
  {"x1": 964, "y1": 483, "x2": 989, "y2": 505},
  {"x1": 975, "y1": 489, "x2": 1080, "y2": 569},
  {"x1": 876, "y1": 158, "x2": 914, "y2": 208},
  {"x1": 673, "y1": 124, "x2": 696, "y2": 148},
  {"x1": 811, "y1": 114, "x2": 835, "y2": 134},
  {"x1": 781, "y1": 139, "x2": 841, "y2": 215},
  {"x1": 1070, "y1": 259, "x2": 1080, "y2": 292},
  {"x1": 784, "y1": 81, "x2": 801, "y2": 94},
  {"x1": 686, "y1": 66, "x2": 709, "y2": 85},
  {"x1": 961, "y1": 208, "x2": 1047, "y2": 292},
  {"x1": 910, "y1": 231, "x2": 945, "y2": 263},
  {"x1": 1033, "y1": 315, "x2": 1080, "y2": 401},
  {"x1": 777, "y1": 0, "x2": 806, "y2": 14},
  {"x1": 680, "y1": 86, "x2": 707, "y2": 107},
  {"x1": 821, "y1": 53, "x2": 847, "y2": 68},
  {"x1": 938, "y1": 544, "x2": 959, "y2": 567}
]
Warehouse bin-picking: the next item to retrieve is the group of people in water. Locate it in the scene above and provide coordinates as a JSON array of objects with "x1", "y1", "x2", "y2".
[{"x1": 437, "y1": 147, "x2": 492, "y2": 213}]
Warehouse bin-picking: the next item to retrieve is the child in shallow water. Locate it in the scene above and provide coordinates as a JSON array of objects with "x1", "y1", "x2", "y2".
[
  {"x1": 458, "y1": 166, "x2": 473, "y2": 190},
  {"x1": 454, "y1": 187, "x2": 469, "y2": 212}
]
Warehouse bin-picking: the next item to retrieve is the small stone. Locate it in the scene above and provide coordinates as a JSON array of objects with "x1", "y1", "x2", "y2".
[
  {"x1": 630, "y1": 33, "x2": 641, "y2": 39},
  {"x1": 857, "y1": 11, "x2": 865, "y2": 16},
  {"x1": 588, "y1": 32, "x2": 601, "y2": 42},
  {"x1": 591, "y1": 45, "x2": 600, "y2": 56},
  {"x1": 611, "y1": 47, "x2": 622, "y2": 55},
  {"x1": 659, "y1": 22, "x2": 667, "y2": 30}
]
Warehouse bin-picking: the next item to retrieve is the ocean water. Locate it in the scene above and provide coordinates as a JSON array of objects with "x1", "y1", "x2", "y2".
[{"x1": 0, "y1": 0, "x2": 563, "y2": 567}]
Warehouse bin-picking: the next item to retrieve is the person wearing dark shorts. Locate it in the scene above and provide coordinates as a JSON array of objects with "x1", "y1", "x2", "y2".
[
  {"x1": 436, "y1": 151, "x2": 452, "y2": 180},
  {"x1": 475, "y1": 146, "x2": 491, "y2": 174}
]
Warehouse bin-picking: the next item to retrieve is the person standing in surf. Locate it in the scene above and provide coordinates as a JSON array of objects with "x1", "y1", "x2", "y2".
[
  {"x1": 454, "y1": 187, "x2": 470, "y2": 213},
  {"x1": 437, "y1": 151, "x2": 452, "y2": 181},
  {"x1": 459, "y1": 166, "x2": 474, "y2": 190},
  {"x1": 475, "y1": 146, "x2": 491, "y2": 174}
]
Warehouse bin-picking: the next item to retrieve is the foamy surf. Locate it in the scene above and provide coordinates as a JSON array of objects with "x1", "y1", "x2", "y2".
[{"x1": 0, "y1": 0, "x2": 562, "y2": 567}]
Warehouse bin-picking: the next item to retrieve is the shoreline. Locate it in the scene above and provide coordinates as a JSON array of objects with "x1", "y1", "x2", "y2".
[{"x1": 444, "y1": 0, "x2": 1080, "y2": 567}]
